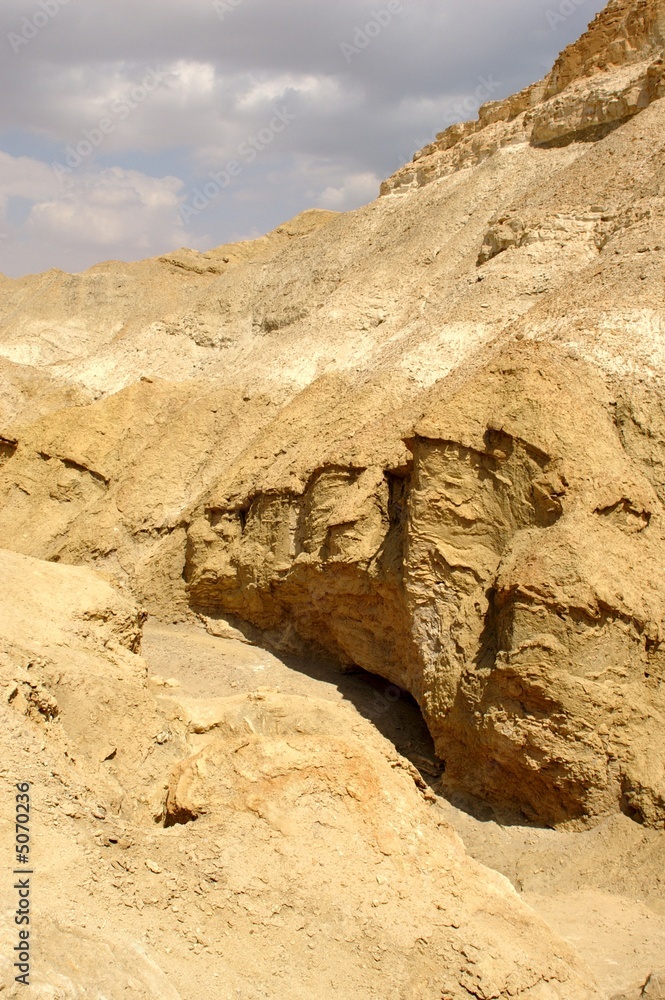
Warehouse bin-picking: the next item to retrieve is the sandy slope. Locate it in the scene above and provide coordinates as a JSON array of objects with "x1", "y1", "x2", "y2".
[{"x1": 1, "y1": 1, "x2": 665, "y2": 994}]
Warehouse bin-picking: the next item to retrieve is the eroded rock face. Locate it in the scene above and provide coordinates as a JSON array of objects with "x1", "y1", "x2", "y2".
[
  {"x1": 0, "y1": 1, "x2": 664, "y2": 838},
  {"x1": 382, "y1": 0, "x2": 665, "y2": 195},
  {"x1": 405, "y1": 347, "x2": 665, "y2": 827},
  {"x1": 186, "y1": 343, "x2": 665, "y2": 827},
  {"x1": 0, "y1": 550, "x2": 603, "y2": 999},
  {"x1": 158, "y1": 691, "x2": 601, "y2": 1000},
  {"x1": 186, "y1": 464, "x2": 419, "y2": 694}
]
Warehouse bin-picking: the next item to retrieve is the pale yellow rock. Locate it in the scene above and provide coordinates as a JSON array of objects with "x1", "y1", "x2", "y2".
[
  {"x1": 162, "y1": 692, "x2": 601, "y2": 1000},
  {"x1": 0, "y1": 550, "x2": 602, "y2": 999},
  {"x1": 0, "y1": 0, "x2": 663, "y2": 862}
]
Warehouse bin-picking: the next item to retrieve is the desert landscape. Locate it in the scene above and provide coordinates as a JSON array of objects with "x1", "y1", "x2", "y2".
[{"x1": 1, "y1": 0, "x2": 665, "y2": 996}]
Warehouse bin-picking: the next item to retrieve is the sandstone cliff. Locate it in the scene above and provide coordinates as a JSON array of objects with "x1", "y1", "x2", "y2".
[
  {"x1": 1, "y1": 0, "x2": 665, "y2": 836},
  {"x1": 0, "y1": 550, "x2": 603, "y2": 999}
]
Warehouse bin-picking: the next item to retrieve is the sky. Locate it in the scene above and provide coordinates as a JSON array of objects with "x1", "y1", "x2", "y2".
[{"x1": 0, "y1": 0, "x2": 607, "y2": 278}]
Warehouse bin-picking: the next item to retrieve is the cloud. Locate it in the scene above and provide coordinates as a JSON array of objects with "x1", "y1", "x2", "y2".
[
  {"x1": 0, "y1": 150, "x2": 55, "y2": 205},
  {"x1": 26, "y1": 167, "x2": 185, "y2": 249},
  {"x1": 315, "y1": 172, "x2": 382, "y2": 211},
  {"x1": 0, "y1": 0, "x2": 608, "y2": 275},
  {"x1": 0, "y1": 154, "x2": 188, "y2": 274}
]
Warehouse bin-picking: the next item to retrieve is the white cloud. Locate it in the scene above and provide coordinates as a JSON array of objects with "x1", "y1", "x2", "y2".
[
  {"x1": 0, "y1": 0, "x2": 608, "y2": 275},
  {"x1": 167, "y1": 60, "x2": 217, "y2": 98},
  {"x1": 27, "y1": 167, "x2": 185, "y2": 249},
  {"x1": 317, "y1": 171, "x2": 381, "y2": 211},
  {"x1": 0, "y1": 156, "x2": 189, "y2": 274},
  {"x1": 238, "y1": 73, "x2": 343, "y2": 109},
  {"x1": 0, "y1": 151, "x2": 56, "y2": 207}
]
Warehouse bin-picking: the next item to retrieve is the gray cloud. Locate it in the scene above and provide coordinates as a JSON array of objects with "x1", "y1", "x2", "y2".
[{"x1": 0, "y1": 0, "x2": 607, "y2": 275}]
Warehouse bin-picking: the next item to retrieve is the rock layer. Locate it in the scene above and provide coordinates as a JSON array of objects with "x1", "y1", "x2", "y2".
[
  {"x1": 0, "y1": 0, "x2": 665, "y2": 834},
  {"x1": 0, "y1": 549, "x2": 602, "y2": 999},
  {"x1": 185, "y1": 342, "x2": 665, "y2": 827},
  {"x1": 382, "y1": 0, "x2": 665, "y2": 195}
]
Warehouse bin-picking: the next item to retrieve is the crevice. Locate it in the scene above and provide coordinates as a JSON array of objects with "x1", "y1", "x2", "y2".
[
  {"x1": 163, "y1": 808, "x2": 198, "y2": 828},
  {"x1": 62, "y1": 458, "x2": 109, "y2": 488},
  {"x1": 385, "y1": 468, "x2": 410, "y2": 527},
  {"x1": 0, "y1": 435, "x2": 18, "y2": 463},
  {"x1": 619, "y1": 777, "x2": 646, "y2": 826}
]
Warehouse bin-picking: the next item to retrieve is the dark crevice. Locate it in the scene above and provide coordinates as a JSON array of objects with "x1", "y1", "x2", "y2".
[
  {"x1": 163, "y1": 809, "x2": 198, "y2": 828},
  {"x1": 385, "y1": 468, "x2": 410, "y2": 526},
  {"x1": 0, "y1": 436, "x2": 18, "y2": 463},
  {"x1": 62, "y1": 458, "x2": 109, "y2": 487}
]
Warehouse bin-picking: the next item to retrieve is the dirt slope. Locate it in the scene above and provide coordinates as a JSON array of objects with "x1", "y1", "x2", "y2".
[
  {"x1": 1, "y1": 1, "x2": 665, "y2": 994},
  {"x1": 0, "y1": 549, "x2": 603, "y2": 999}
]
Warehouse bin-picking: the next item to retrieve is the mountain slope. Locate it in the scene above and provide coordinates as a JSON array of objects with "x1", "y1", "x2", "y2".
[{"x1": 1, "y1": 0, "x2": 665, "y2": 832}]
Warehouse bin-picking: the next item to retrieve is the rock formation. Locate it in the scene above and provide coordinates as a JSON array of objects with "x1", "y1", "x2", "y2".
[
  {"x1": 2, "y1": 1, "x2": 665, "y2": 994},
  {"x1": 382, "y1": 0, "x2": 665, "y2": 193},
  {"x1": 0, "y1": 549, "x2": 602, "y2": 998}
]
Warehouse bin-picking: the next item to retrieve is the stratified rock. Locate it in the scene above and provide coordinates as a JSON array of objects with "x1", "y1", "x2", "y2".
[
  {"x1": 1, "y1": 1, "x2": 665, "y2": 832},
  {"x1": 184, "y1": 342, "x2": 665, "y2": 827},
  {"x1": 161, "y1": 690, "x2": 601, "y2": 999},
  {"x1": 382, "y1": 0, "x2": 665, "y2": 194}
]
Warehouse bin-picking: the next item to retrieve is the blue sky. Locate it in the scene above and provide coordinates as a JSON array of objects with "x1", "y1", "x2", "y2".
[{"x1": 0, "y1": 0, "x2": 606, "y2": 277}]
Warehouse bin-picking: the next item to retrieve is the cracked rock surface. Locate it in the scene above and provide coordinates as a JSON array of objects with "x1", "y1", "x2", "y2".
[{"x1": 1, "y1": 1, "x2": 665, "y2": 995}]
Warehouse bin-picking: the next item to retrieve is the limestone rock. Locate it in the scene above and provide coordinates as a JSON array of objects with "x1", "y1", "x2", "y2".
[
  {"x1": 382, "y1": 0, "x2": 665, "y2": 195},
  {"x1": 183, "y1": 341, "x2": 665, "y2": 827},
  {"x1": 162, "y1": 691, "x2": 600, "y2": 1000},
  {"x1": 0, "y1": 0, "x2": 665, "y2": 835},
  {"x1": 0, "y1": 551, "x2": 602, "y2": 999}
]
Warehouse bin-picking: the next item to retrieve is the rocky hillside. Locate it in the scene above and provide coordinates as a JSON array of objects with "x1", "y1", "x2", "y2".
[
  {"x1": 1, "y1": 3, "x2": 665, "y2": 996},
  {"x1": 383, "y1": 0, "x2": 665, "y2": 193},
  {"x1": 1, "y1": 549, "x2": 608, "y2": 999}
]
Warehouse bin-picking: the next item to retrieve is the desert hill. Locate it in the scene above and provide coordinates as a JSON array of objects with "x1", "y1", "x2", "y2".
[{"x1": 1, "y1": 1, "x2": 665, "y2": 996}]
